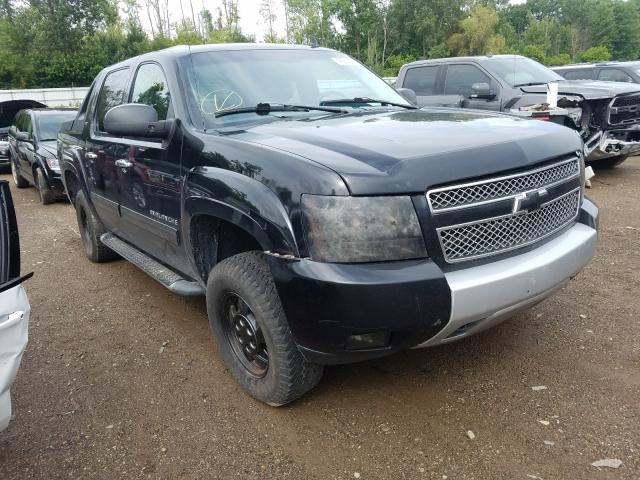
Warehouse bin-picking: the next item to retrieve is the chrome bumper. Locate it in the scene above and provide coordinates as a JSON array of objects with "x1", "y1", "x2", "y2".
[
  {"x1": 415, "y1": 215, "x2": 597, "y2": 348},
  {"x1": 0, "y1": 284, "x2": 30, "y2": 432}
]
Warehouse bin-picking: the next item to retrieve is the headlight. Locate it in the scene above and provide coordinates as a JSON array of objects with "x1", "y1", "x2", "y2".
[
  {"x1": 301, "y1": 195, "x2": 427, "y2": 263},
  {"x1": 46, "y1": 158, "x2": 60, "y2": 171}
]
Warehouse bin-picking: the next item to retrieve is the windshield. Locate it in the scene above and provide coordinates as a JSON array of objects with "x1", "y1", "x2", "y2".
[
  {"x1": 484, "y1": 57, "x2": 564, "y2": 87},
  {"x1": 182, "y1": 48, "x2": 410, "y2": 128},
  {"x1": 36, "y1": 112, "x2": 76, "y2": 141}
]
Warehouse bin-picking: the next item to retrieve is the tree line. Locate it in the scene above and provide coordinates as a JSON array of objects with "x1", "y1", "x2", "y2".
[{"x1": 1, "y1": 0, "x2": 640, "y2": 89}]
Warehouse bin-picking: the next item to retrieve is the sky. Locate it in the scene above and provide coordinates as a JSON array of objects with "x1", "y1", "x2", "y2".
[{"x1": 137, "y1": 0, "x2": 288, "y2": 41}]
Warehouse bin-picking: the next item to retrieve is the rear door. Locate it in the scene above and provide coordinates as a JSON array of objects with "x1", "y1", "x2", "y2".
[
  {"x1": 84, "y1": 68, "x2": 131, "y2": 232},
  {"x1": 116, "y1": 62, "x2": 182, "y2": 258}
]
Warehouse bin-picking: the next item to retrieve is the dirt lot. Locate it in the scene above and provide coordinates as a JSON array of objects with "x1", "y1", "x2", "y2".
[{"x1": 0, "y1": 158, "x2": 638, "y2": 480}]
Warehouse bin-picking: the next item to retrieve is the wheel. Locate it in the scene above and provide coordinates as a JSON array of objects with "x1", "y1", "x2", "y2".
[
  {"x1": 74, "y1": 189, "x2": 119, "y2": 263},
  {"x1": 35, "y1": 167, "x2": 56, "y2": 204},
  {"x1": 206, "y1": 252, "x2": 323, "y2": 406},
  {"x1": 11, "y1": 161, "x2": 28, "y2": 188},
  {"x1": 589, "y1": 154, "x2": 628, "y2": 169}
]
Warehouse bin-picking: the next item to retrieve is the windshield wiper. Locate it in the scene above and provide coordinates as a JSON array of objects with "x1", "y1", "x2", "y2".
[
  {"x1": 213, "y1": 102, "x2": 347, "y2": 118},
  {"x1": 321, "y1": 97, "x2": 418, "y2": 110},
  {"x1": 513, "y1": 82, "x2": 548, "y2": 88}
]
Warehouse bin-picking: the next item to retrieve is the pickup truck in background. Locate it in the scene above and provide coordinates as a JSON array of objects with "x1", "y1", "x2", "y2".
[
  {"x1": 397, "y1": 55, "x2": 640, "y2": 168},
  {"x1": 58, "y1": 44, "x2": 598, "y2": 406}
]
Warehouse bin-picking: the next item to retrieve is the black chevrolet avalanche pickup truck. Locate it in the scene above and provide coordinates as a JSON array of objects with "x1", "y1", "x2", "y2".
[{"x1": 58, "y1": 44, "x2": 599, "y2": 406}]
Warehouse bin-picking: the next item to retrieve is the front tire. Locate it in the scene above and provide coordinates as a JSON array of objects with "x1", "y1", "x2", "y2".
[
  {"x1": 206, "y1": 252, "x2": 323, "y2": 406},
  {"x1": 11, "y1": 161, "x2": 28, "y2": 188},
  {"x1": 35, "y1": 167, "x2": 56, "y2": 204},
  {"x1": 74, "y1": 189, "x2": 119, "y2": 263},
  {"x1": 589, "y1": 154, "x2": 628, "y2": 169}
]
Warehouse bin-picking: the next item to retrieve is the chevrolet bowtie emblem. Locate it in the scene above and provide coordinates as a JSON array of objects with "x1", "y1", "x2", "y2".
[{"x1": 513, "y1": 188, "x2": 549, "y2": 214}]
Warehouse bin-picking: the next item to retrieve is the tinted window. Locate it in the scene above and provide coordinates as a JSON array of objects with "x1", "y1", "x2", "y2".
[
  {"x1": 36, "y1": 112, "x2": 77, "y2": 141},
  {"x1": 598, "y1": 68, "x2": 633, "y2": 83},
  {"x1": 403, "y1": 66, "x2": 440, "y2": 96},
  {"x1": 96, "y1": 68, "x2": 130, "y2": 132},
  {"x1": 444, "y1": 64, "x2": 491, "y2": 96},
  {"x1": 14, "y1": 112, "x2": 25, "y2": 132},
  {"x1": 562, "y1": 69, "x2": 594, "y2": 80},
  {"x1": 131, "y1": 63, "x2": 171, "y2": 120},
  {"x1": 23, "y1": 114, "x2": 32, "y2": 136}
]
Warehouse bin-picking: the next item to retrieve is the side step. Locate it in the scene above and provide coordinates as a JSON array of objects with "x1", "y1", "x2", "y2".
[{"x1": 100, "y1": 233, "x2": 205, "y2": 297}]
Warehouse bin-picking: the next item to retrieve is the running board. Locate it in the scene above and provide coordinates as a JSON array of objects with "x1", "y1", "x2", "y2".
[{"x1": 100, "y1": 233, "x2": 204, "y2": 296}]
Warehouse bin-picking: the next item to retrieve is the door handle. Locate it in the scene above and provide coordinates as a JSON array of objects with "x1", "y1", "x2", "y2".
[
  {"x1": 115, "y1": 159, "x2": 133, "y2": 168},
  {"x1": 85, "y1": 152, "x2": 98, "y2": 160}
]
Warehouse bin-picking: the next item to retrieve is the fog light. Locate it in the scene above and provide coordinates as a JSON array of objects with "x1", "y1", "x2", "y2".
[{"x1": 347, "y1": 331, "x2": 391, "y2": 350}]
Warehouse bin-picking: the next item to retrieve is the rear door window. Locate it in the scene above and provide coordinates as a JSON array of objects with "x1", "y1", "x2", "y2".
[
  {"x1": 598, "y1": 68, "x2": 633, "y2": 83},
  {"x1": 444, "y1": 64, "x2": 492, "y2": 96},
  {"x1": 403, "y1": 66, "x2": 441, "y2": 96},
  {"x1": 96, "y1": 68, "x2": 130, "y2": 132},
  {"x1": 563, "y1": 69, "x2": 594, "y2": 80}
]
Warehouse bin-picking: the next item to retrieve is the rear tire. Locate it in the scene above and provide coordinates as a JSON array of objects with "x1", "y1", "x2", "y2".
[
  {"x1": 206, "y1": 251, "x2": 323, "y2": 406},
  {"x1": 11, "y1": 161, "x2": 28, "y2": 188},
  {"x1": 35, "y1": 167, "x2": 56, "y2": 204},
  {"x1": 74, "y1": 189, "x2": 119, "y2": 263},
  {"x1": 589, "y1": 154, "x2": 628, "y2": 169}
]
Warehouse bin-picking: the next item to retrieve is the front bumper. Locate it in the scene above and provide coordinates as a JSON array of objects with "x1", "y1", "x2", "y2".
[
  {"x1": 0, "y1": 284, "x2": 30, "y2": 432},
  {"x1": 269, "y1": 198, "x2": 599, "y2": 365}
]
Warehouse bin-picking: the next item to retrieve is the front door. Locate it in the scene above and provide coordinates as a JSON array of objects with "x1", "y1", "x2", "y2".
[
  {"x1": 84, "y1": 67, "x2": 131, "y2": 232},
  {"x1": 16, "y1": 113, "x2": 35, "y2": 184},
  {"x1": 443, "y1": 63, "x2": 501, "y2": 111},
  {"x1": 115, "y1": 62, "x2": 182, "y2": 262}
]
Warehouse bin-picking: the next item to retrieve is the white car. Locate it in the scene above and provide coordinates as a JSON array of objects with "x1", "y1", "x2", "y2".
[{"x1": 0, "y1": 180, "x2": 31, "y2": 431}]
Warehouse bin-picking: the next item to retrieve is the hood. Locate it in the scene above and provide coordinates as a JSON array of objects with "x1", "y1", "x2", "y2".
[
  {"x1": 37, "y1": 140, "x2": 57, "y2": 158},
  {"x1": 520, "y1": 80, "x2": 640, "y2": 99},
  {"x1": 0, "y1": 100, "x2": 47, "y2": 128},
  {"x1": 234, "y1": 109, "x2": 582, "y2": 195}
]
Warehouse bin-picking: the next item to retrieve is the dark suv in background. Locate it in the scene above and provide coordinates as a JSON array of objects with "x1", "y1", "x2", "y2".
[
  {"x1": 8, "y1": 108, "x2": 76, "y2": 204},
  {"x1": 553, "y1": 61, "x2": 640, "y2": 83}
]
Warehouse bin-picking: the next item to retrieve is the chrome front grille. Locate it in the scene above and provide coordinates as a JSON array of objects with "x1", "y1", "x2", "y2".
[
  {"x1": 427, "y1": 157, "x2": 582, "y2": 263},
  {"x1": 437, "y1": 189, "x2": 580, "y2": 262},
  {"x1": 428, "y1": 157, "x2": 580, "y2": 212}
]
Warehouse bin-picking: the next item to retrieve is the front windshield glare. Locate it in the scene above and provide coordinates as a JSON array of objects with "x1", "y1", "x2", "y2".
[
  {"x1": 183, "y1": 48, "x2": 410, "y2": 128},
  {"x1": 37, "y1": 113, "x2": 76, "y2": 141},
  {"x1": 484, "y1": 57, "x2": 564, "y2": 87}
]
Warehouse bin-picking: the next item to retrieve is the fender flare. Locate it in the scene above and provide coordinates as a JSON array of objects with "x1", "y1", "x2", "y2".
[{"x1": 182, "y1": 167, "x2": 300, "y2": 274}]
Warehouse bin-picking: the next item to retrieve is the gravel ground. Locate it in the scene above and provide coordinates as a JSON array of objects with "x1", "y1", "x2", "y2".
[{"x1": 0, "y1": 157, "x2": 638, "y2": 480}]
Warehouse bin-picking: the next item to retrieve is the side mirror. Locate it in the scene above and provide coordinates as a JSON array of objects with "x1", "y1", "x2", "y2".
[
  {"x1": 470, "y1": 82, "x2": 495, "y2": 100},
  {"x1": 103, "y1": 103, "x2": 173, "y2": 139},
  {"x1": 396, "y1": 87, "x2": 418, "y2": 105},
  {"x1": 16, "y1": 132, "x2": 31, "y2": 142}
]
